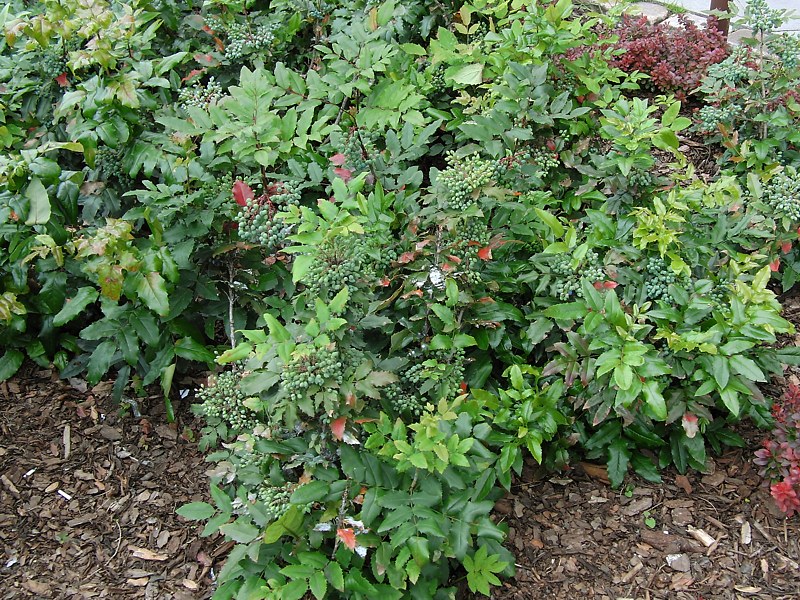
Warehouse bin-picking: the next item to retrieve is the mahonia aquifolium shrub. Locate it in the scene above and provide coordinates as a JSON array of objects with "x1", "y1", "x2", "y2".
[{"x1": 197, "y1": 370, "x2": 259, "y2": 432}]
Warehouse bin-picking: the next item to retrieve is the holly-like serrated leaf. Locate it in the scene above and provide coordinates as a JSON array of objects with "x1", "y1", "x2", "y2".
[
  {"x1": 607, "y1": 438, "x2": 630, "y2": 489},
  {"x1": 366, "y1": 370, "x2": 398, "y2": 387},
  {"x1": 135, "y1": 272, "x2": 170, "y2": 316},
  {"x1": 52, "y1": 287, "x2": 98, "y2": 326},
  {"x1": 0, "y1": 350, "x2": 24, "y2": 381},
  {"x1": 176, "y1": 502, "x2": 215, "y2": 521},
  {"x1": 25, "y1": 177, "x2": 51, "y2": 225}
]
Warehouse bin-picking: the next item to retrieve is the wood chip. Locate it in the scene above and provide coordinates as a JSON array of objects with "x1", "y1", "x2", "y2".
[
  {"x1": 1, "y1": 474, "x2": 20, "y2": 496},
  {"x1": 130, "y1": 546, "x2": 169, "y2": 561},
  {"x1": 740, "y1": 520, "x2": 752, "y2": 545},
  {"x1": 182, "y1": 579, "x2": 199, "y2": 590},
  {"x1": 674, "y1": 474, "x2": 692, "y2": 495},
  {"x1": 63, "y1": 424, "x2": 71, "y2": 459}
]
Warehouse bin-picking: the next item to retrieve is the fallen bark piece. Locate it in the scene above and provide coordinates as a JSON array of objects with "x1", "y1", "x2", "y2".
[
  {"x1": 687, "y1": 525, "x2": 715, "y2": 547},
  {"x1": 130, "y1": 546, "x2": 169, "y2": 561},
  {"x1": 641, "y1": 529, "x2": 704, "y2": 553},
  {"x1": 666, "y1": 553, "x2": 691, "y2": 572}
]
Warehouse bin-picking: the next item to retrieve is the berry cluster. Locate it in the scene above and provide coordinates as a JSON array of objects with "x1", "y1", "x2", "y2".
[
  {"x1": 382, "y1": 384, "x2": 424, "y2": 419},
  {"x1": 178, "y1": 77, "x2": 224, "y2": 112},
  {"x1": 304, "y1": 235, "x2": 370, "y2": 298},
  {"x1": 746, "y1": 0, "x2": 784, "y2": 35},
  {"x1": 94, "y1": 146, "x2": 126, "y2": 183},
  {"x1": 429, "y1": 64, "x2": 447, "y2": 95},
  {"x1": 450, "y1": 218, "x2": 490, "y2": 286},
  {"x1": 761, "y1": 169, "x2": 800, "y2": 222},
  {"x1": 383, "y1": 347, "x2": 466, "y2": 420},
  {"x1": 197, "y1": 371, "x2": 259, "y2": 431},
  {"x1": 206, "y1": 16, "x2": 277, "y2": 61},
  {"x1": 38, "y1": 48, "x2": 67, "y2": 81},
  {"x1": 281, "y1": 345, "x2": 346, "y2": 402},
  {"x1": 627, "y1": 169, "x2": 655, "y2": 190},
  {"x1": 695, "y1": 103, "x2": 744, "y2": 134},
  {"x1": 768, "y1": 34, "x2": 800, "y2": 71},
  {"x1": 255, "y1": 483, "x2": 293, "y2": 520},
  {"x1": 236, "y1": 183, "x2": 300, "y2": 251},
  {"x1": 549, "y1": 252, "x2": 605, "y2": 301},
  {"x1": 340, "y1": 130, "x2": 375, "y2": 176},
  {"x1": 644, "y1": 256, "x2": 684, "y2": 302},
  {"x1": 437, "y1": 152, "x2": 495, "y2": 211},
  {"x1": 705, "y1": 46, "x2": 754, "y2": 84}
]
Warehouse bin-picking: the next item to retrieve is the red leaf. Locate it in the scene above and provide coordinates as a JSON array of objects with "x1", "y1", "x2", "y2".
[
  {"x1": 232, "y1": 180, "x2": 254, "y2": 207},
  {"x1": 546, "y1": 139, "x2": 557, "y2": 151},
  {"x1": 459, "y1": 381, "x2": 468, "y2": 393},
  {"x1": 333, "y1": 167, "x2": 353, "y2": 181},
  {"x1": 782, "y1": 241, "x2": 792, "y2": 254},
  {"x1": 330, "y1": 153, "x2": 347, "y2": 166},
  {"x1": 477, "y1": 246, "x2": 492, "y2": 260},
  {"x1": 442, "y1": 262, "x2": 456, "y2": 272},
  {"x1": 398, "y1": 251, "x2": 416, "y2": 264},
  {"x1": 593, "y1": 281, "x2": 604, "y2": 290},
  {"x1": 682, "y1": 412, "x2": 699, "y2": 438},
  {"x1": 603, "y1": 281, "x2": 618, "y2": 289},
  {"x1": 55, "y1": 72, "x2": 69, "y2": 87},
  {"x1": 182, "y1": 69, "x2": 206, "y2": 83},
  {"x1": 446, "y1": 254, "x2": 462, "y2": 264},
  {"x1": 401, "y1": 289, "x2": 424, "y2": 299},
  {"x1": 337, "y1": 528, "x2": 357, "y2": 550},
  {"x1": 770, "y1": 258, "x2": 781, "y2": 272},
  {"x1": 331, "y1": 417, "x2": 346, "y2": 441},
  {"x1": 194, "y1": 53, "x2": 219, "y2": 67},
  {"x1": 379, "y1": 277, "x2": 391, "y2": 287}
]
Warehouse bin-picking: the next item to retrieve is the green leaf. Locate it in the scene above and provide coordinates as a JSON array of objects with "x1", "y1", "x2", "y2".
[
  {"x1": 135, "y1": 272, "x2": 170, "y2": 317},
  {"x1": 293, "y1": 254, "x2": 314, "y2": 283},
  {"x1": 310, "y1": 571, "x2": 327, "y2": 600},
  {"x1": 290, "y1": 481, "x2": 330, "y2": 505},
  {"x1": 219, "y1": 519, "x2": 260, "y2": 543},
  {"x1": 613, "y1": 364, "x2": 634, "y2": 391},
  {"x1": 52, "y1": 287, "x2": 98, "y2": 326},
  {"x1": 449, "y1": 63, "x2": 483, "y2": 85},
  {"x1": 534, "y1": 208, "x2": 565, "y2": 238},
  {"x1": 328, "y1": 286, "x2": 349, "y2": 314},
  {"x1": 325, "y1": 561, "x2": 345, "y2": 592},
  {"x1": 607, "y1": 438, "x2": 630, "y2": 488},
  {"x1": 281, "y1": 580, "x2": 309, "y2": 600},
  {"x1": 87, "y1": 340, "x2": 117, "y2": 385},
  {"x1": 728, "y1": 355, "x2": 766, "y2": 382},
  {"x1": 25, "y1": 177, "x2": 51, "y2": 225},
  {"x1": 216, "y1": 342, "x2": 252, "y2": 364},
  {"x1": 176, "y1": 502, "x2": 215, "y2": 521},
  {"x1": 0, "y1": 350, "x2": 24, "y2": 381},
  {"x1": 642, "y1": 379, "x2": 667, "y2": 420},
  {"x1": 543, "y1": 302, "x2": 586, "y2": 320},
  {"x1": 630, "y1": 454, "x2": 662, "y2": 483},
  {"x1": 175, "y1": 337, "x2": 215, "y2": 363}
]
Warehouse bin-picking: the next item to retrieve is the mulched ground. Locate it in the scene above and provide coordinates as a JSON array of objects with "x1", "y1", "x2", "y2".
[
  {"x1": 0, "y1": 370, "x2": 217, "y2": 599},
  {"x1": 2, "y1": 370, "x2": 798, "y2": 600},
  {"x1": 2, "y1": 274, "x2": 799, "y2": 600}
]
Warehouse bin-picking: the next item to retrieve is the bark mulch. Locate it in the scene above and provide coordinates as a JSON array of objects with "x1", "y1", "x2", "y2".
[
  {"x1": 1, "y1": 366, "x2": 798, "y2": 599},
  {"x1": 0, "y1": 369, "x2": 217, "y2": 599}
]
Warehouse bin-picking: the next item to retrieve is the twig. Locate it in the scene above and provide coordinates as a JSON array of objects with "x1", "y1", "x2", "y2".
[{"x1": 107, "y1": 521, "x2": 123, "y2": 564}]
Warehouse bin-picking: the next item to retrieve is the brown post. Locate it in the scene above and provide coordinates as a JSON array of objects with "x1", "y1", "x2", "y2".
[{"x1": 710, "y1": 0, "x2": 731, "y2": 37}]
